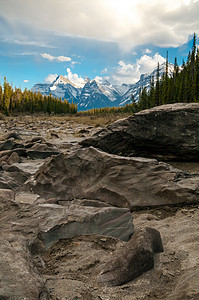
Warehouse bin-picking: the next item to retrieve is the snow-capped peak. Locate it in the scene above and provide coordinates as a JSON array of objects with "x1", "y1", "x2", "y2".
[
  {"x1": 52, "y1": 75, "x2": 87, "y2": 89},
  {"x1": 32, "y1": 62, "x2": 176, "y2": 111}
]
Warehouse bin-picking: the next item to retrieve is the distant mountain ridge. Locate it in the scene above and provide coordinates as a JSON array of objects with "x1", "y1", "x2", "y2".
[{"x1": 32, "y1": 63, "x2": 174, "y2": 111}]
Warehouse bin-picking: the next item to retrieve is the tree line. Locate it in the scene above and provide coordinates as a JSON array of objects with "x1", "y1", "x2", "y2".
[
  {"x1": 137, "y1": 33, "x2": 199, "y2": 111},
  {"x1": 0, "y1": 79, "x2": 77, "y2": 115},
  {"x1": 82, "y1": 33, "x2": 198, "y2": 116}
]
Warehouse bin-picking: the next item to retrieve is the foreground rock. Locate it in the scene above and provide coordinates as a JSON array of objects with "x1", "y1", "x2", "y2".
[
  {"x1": 28, "y1": 205, "x2": 199, "y2": 300},
  {"x1": 81, "y1": 103, "x2": 199, "y2": 160},
  {"x1": 0, "y1": 196, "x2": 133, "y2": 299},
  {"x1": 0, "y1": 199, "x2": 49, "y2": 299},
  {"x1": 97, "y1": 227, "x2": 163, "y2": 286},
  {"x1": 26, "y1": 146, "x2": 199, "y2": 209}
]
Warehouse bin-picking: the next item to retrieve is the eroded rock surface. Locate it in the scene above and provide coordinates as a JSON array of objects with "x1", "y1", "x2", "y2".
[
  {"x1": 36, "y1": 205, "x2": 199, "y2": 300},
  {"x1": 81, "y1": 103, "x2": 199, "y2": 160},
  {"x1": 0, "y1": 112, "x2": 199, "y2": 299},
  {"x1": 26, "y1": 146, "x2": 199, "y2": 209},
  {"x1": 97, "y1": 227, "x2": 163, "y2": 286},
  {"x1": 0, "y1": 195, "x2": 133, "y2": 299}
]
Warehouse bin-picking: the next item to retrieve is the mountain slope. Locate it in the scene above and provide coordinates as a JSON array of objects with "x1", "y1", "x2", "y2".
[{"x1": 32, "y1": 63, "x2": 173, "y2": 111}]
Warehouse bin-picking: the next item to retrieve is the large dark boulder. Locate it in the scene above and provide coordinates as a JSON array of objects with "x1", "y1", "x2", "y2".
[
  {"x1": 81, "y1": 103, "x2": 199, "y2": 160},
  {"x1": 25, "y1": 146, "x2": 199, "y2": 209},
  {"x1": 97, "y1": 227, "x2": 163, "y2": 286}
]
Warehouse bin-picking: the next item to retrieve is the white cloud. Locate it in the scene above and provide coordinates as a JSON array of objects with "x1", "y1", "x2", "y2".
[
  {"x1": 71, "y1": 61, "x2": 81, "y2": 65},
  {"x1": 56, "y1": 55, "x2": 71, "y2": 62},
  {"x1": 41, "y1": 53, "x2": 54, "y2": 61},
  {"x1": 94, "y1": 76, "x2": 103, "y2": 83},
  {"x1": 44, "y1": 74, "x2": 58, "y2": 83},
  {"x1": 2, "y1": 38, "x2": 55, "y2": 48},
  {"x1": 66, "y1": 68, "x2": 85, "y2": 87},
  {"x1": 1, "y1": 0, "x2": 199, "y2": 49},
  {"x1": 41, "y1": 53, "x2": 71, "y2": 62},
  {"x1": 144, "y1": 49, "x2": 152, "y2": 54},
  {"x1": 23, "y1": 79, "x2": 29, "y2": 82},
  {"x1": 101, "y1": 67, "x2": 108, "y2": 73},
  {"x1": 109, "y1": 53, "x2": 166, "y2": 84},
  {"x1": 44, "y1": 53, "x2": 166, "y2": 86}
]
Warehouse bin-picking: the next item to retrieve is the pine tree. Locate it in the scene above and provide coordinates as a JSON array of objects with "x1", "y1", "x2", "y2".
[
  {"x1": 155, "y1": 63, "x2": 160, "y2": 106},
  {"x1": 0, "y1": 83, "x2": 3, "y2": 111}
]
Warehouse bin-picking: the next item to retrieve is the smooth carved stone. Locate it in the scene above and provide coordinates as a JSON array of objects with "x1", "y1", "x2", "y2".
[
  {"x1": 81, "y1": 103, "x2": 199, "y2": 160},
  {"x1": 97, "y1": 227, "x2": 163, "y2": 286},
  {"x1": 26, "y1": 146, "x2": 199, "y2": 209},
  {"x1": 32, "y1": 205, "x2": 134, "y2": 251}
]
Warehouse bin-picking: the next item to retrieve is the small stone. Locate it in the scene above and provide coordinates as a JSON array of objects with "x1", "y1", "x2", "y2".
[
  {"x1": 7, "y1": 152, "x2": 21, "y2": 165},
  {"x1": 0, "y1": 188, "x2": 15, "y2": 201},
  {"x1": 0, "y1": 155, "x2": 8, "y2": 163},
  {"x1": 4, "y1": 132, "x2": 21, "y2": 140}
]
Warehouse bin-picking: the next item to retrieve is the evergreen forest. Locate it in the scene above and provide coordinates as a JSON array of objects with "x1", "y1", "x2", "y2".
[
  {"x1": 135, "y1": 33, "x2": 199, "y2": 112},
  {"x1": 0, "y1": 80, "x2": 77, "y2": 115}
]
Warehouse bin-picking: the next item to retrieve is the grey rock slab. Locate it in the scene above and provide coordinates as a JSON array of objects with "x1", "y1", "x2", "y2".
[
  {"x1": 32, "y1": 204, "x2": 134, "y2": 251},
  {"x1": 81, "y1": 103, "x2": 199, "y2": 160},
  {"x1": 26, "y1": 146, "x2": 199, "y2": 209},
  {"x1": 0, "y1": 235, "x2": 48, "y2": 300},
  {"x1": 15, "y1": 192, "x2": 43, "y2": 204},
  {"x1": 7, "y1": 151, "x2": 22, "y2": 164},
  {"x1": 13, "y1": 159, "x2": 45, "y2": 175},
  {"x1": 0, "y1": 188, "x2": 15, "y2": 201},
  {"x1": 0, "y1": 168, "x2": 29, "y2": 190},
  {"x1": 97, "y1": 227, "x2": 163, "y2": 286},
  {"x1": 27, "y1": 150, "x2": 60, "y2": 159},
  {"x1": 0, "y1": 199, "x2": 49, "y2": 300}
]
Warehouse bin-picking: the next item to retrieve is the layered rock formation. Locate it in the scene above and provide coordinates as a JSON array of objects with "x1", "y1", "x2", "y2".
[
  {"x1": 81, "y1": 103, "x2": 199, "y2": 160},
  {"x1": 26, "y1": 146, "x2": 199, "y2": 209}
]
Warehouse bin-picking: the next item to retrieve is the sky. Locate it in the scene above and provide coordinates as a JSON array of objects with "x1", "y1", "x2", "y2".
[{"x1": 0, "y1": 0, "x2": 198, "y2": 90}]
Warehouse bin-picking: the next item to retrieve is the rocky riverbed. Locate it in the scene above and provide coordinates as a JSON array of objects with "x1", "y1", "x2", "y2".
[{"x1": 0, "y1": 104, "x2": 199, "y2": 300}]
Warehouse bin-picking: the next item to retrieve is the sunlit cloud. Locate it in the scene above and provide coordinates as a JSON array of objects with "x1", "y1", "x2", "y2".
[
  {"x1": 109, "y1": 53, "x2": 166, "y2": 84},
  {"x1": 41, "y1": 53, "x2": 71, "y2": 62},
  {"x1": 1, "y1": 0, "x2": 198, "y2": 49},
  {"x1": 44, "y1": 74, "x2": 58, "y2": 83},
  {"x1": 66, "y1": 68, "x2": 85, "y2": 87},
  {"x1": 144, "y1": 49, "x2": 152, "y2": 54}
]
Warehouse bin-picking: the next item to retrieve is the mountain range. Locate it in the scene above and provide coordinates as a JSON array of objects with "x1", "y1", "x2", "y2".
[{"x1": 32, "y1": 63, "x2": 174, "y2": 111}]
